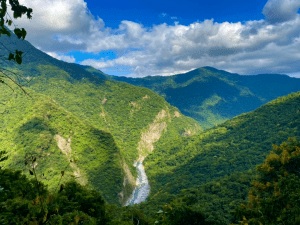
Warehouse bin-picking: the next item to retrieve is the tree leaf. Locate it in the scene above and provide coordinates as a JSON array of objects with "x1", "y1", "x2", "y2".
[
  {"x1": 15, "y1": 54, "x2": 22, "y2": 64},
  {"x1": 8, "y1": 53, "x2": 14, "y2": 61},
  {"x1": 14, "y1": 28, "x2": 22, "y2": 39},
  {"x1": 21, "y1": 28, "x2": 27, "y2": 39}
]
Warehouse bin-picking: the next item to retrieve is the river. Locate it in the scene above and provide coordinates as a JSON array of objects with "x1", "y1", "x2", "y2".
[{"x1": 125, "y1": 161, "x2": 150, "y2": 206}]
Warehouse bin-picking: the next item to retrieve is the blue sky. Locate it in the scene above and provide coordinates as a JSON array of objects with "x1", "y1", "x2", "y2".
[
  {"x1": 85, "y1": 0, "x2": 267, "y2": 30},
  {"x1": 6, "y1": 0, "x2": 300, "y2": 77}
]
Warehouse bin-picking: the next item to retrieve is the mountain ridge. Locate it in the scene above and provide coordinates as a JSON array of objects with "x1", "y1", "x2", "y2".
[
  {"x1": 81, "y1": 65, "x2": 300, "y2": 129},
  {"x1": 0, "y1": 31, "x2": 202, "y2": 205}
]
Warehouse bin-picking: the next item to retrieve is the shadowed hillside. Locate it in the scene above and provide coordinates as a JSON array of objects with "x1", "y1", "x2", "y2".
[
  {"x1": 0, "y1": 29, "x2": 202, "y2": 205},
  {"x1": 0, "y1": 86, "x2": 124, "y2": 204}
]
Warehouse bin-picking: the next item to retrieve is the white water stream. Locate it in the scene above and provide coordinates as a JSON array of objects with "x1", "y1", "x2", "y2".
[{"x1": 125, "y1": 161, "x2": 150, "y2": 205}]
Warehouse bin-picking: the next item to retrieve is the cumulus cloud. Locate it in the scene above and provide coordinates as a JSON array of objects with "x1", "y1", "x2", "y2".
[
  {"x1": 45, "y1": 52, "x2": 76, "y2": 63},
  {"x1": 6, "y1": 0, "x2": 104, "y2": 52},
  {"x1": 263, "y1": 0, "x2": 300, "y2": 24},
  {"x1": 5, "y1": 0, "x2": 300, "y2": 77}
]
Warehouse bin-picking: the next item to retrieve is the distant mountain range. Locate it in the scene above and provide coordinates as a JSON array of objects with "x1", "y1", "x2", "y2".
[
  {"x1": 1, "y1": 26, "x2": 300, "y2": 224},
  {"x1": 81, "y1": 65, "x2": 300, "y2": 129}
]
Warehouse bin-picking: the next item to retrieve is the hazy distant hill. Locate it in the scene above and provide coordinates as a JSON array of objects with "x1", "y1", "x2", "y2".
[
  {"x1": 0, "y1": 29, "x2": 202, "y2": 205},
  {"x1": 82, "y1": 65, "x2": 300, "y2": 129}
]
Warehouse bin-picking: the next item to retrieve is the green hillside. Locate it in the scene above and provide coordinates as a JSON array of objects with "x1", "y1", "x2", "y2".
[
  {"x1": 123, "y1": 91, "x2": 300, "y2": 224},
  {"x1": 143, "y1": 90, "x2": 300, "y2": 202},
  {"x1": 110, "y1": 91, "x2": 300, "y2": 224},
  {"x1": 0, "y1": 30, "x2": 202, "y2": 205},
  {"x1": 0, "y1": 85, "x2": 124, "y2": 205},
  {"x1": 2, "y1": 86, "x2": 299, "y2": 224},
  {"x1": 83, "y1": 65, "x2": 300, "y2": 130}
]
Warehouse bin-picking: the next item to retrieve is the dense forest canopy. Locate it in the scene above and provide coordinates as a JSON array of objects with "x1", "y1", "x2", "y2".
[{"x1": 1, "y1": 1, "x2": 300, "y2": 224}]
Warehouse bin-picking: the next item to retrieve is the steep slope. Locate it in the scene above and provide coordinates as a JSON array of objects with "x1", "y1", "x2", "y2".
[
  {"x1": 144, "y1": 91, "x2": 300, "y2": 200},
  {"x1": 83, "y1": 65, "x2": 300, "y2": 130},
  {"x1": 0, "y1": 85, "x2": 124, "y2": 205},
  {"x1": 0, "y1": 30, "x2": 202, "y2": 205}
]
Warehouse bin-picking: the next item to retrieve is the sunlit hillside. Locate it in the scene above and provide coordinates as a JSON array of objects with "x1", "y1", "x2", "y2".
[{"x1": 84, "y1": 65, "x2": 300, "y2": 129}]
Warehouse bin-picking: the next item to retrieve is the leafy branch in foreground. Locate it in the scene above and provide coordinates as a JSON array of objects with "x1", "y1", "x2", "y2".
[
  {"x1": 0, "y1": 0, "x2": 33, "y2": 93},
  {"x1": 22, "y1": 153, "x2": 97, "y2": 224}
]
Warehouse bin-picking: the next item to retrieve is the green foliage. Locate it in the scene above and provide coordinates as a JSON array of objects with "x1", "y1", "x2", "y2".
[
  {"x1": 106, "y1": 204, "x2": 150, "y2": 225},
  {"x1": 0, "y1": 150, "x2": 7, "y2": 169},
  {"x1": 0, "y1": 60, "x2": 201, "y2": 204},
  {"x1": 232, "y1": 137, "x2": 300, "y2": 225},
  {"x1": 144, "y1": 91, "x2": 300, "y2": 200},
  {"x1": 0, "y1": 168, "x2": 106, "y2": 224},
  {"x1": 136, "y1": 169, "x2": 256, "y2": 224},
  {"x1": 0, "y1": 0, "x2": 32, "y2": 93},
  {"x1": 2, "y1": 22, "x2": 300, "y2": 224},
  {"x1": 85, "y1": 66, "x2": 300, "y2": 130},
  {"x1": 0, "y1": 168, "x2": 48, "y2": 224},
  {"x1": 0, "y1": 85, "x2": 124, "y2": 205}
]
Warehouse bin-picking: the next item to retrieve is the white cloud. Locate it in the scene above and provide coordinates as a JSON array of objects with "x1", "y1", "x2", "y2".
[
  {"x1": 263, "y1": 0, "x2": 300, "y2": 24},
  {"x1": 286, "y1": 72, "x2": 300, "y2": 78},
  {"x1": 46, "y1": 52, "x2": 76, "y2": 63},
  {"x1": 4, "y1": 0, "x2": 300, "y2": 77},
  {"x1": 6, "y1": 0, "x2": 104, "y2": 52}
]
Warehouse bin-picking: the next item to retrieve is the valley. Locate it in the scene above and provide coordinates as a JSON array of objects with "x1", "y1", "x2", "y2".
[{"x1": 1, "y1": 27, "x2": 300, "y2": 224}]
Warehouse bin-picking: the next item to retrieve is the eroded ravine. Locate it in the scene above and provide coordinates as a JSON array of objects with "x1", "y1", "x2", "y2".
[{"x1": 125, "y1": 108, "x2": 177, "y2": 205}]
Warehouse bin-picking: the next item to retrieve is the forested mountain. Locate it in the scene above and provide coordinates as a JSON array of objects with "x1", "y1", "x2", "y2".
[
  {"x1": 1, "y1": 27, "x2": 300, "y2": 224},
  {"x1": 145, "y1": 91, "x2": 300, "y2": 196},
  {"x1": 82, "y1": 65, "x2": 300, "y2": 129},
  {"x1": 0, "y1": 29, "x2": 201, "y2": 205},
  {"x1": 136, "y1": 90, "x2": 300, "y2": 224}
]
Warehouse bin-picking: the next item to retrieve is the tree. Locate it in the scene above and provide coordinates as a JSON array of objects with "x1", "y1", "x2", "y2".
[
  {"x1": 0, "y1": 0, "x2": 32, "y2": 92},
  {"x1": 232, "y1": 137, "x2": 300, "y2": 225}
]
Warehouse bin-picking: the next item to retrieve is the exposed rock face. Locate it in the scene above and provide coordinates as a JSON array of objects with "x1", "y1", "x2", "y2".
[
  {"x1": 136, "y1": 108, "x2": 169, "y2": 162},
  {"x1": 142, "y1": 95, "x2": 150, "y2": 100},
  {"x1": 124, "y1": 108, "x2": 171, "y2": 205},
  {"x1": 54, "y1": 134, "x2": 88, "y2": 185},
  {"x1": 174, "y1": 111, "x2": 181, "y2": 117},
  {"x1": 101, "y1": 97, "x2": 107, "y2": 104},
  {"x1": 54, "y1": 134, "x2": 72, "y2": 156},
  {"x1": 129, "y1": 101, "x2": 141, "y2": 115}
]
